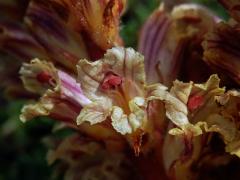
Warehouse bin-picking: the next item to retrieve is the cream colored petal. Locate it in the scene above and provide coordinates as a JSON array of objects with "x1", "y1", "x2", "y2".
[
  {"x1": 194, "y1": 74, "x2": 221, "y2": 90},
  {"x1": 20, "y1": 89, "x2": 80, "y2": 123},
  {"x1": 170, "y1": 80, "x2": 193, "y2": 104},
  {"x1": 128, "y1": 97, "x2": 146, "y2": 131},
  {"x1": 111, "y1": 106, "x2": 132, "y2": 135},
  {"x1": 77, "y1": 59, "x2": 105, "y2": 99},
  {"x1": 20, "y1": 90, "x2": 55, "y2": 122},
  {"x1": 77, "y1": 98, "x2": 112, "y2": 125},
  {"x1": 103, "y1": 47, "x2": 146, "y2": 88},
  {"x1": 20, "y1": 101, "x2": 53, "y2": 123},
  {"x1": 20, "y1": 59, "x2": 58, "y2": 95},
  {"x1": 147, "y1": 83, "x2": 189, "y2": 127}
]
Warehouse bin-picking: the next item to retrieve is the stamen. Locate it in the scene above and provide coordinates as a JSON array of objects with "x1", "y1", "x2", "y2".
[
  {"x1": 101, "y1": 73, "x2": 122, "y2": 90},
  {"x1": 36, "y1": 71, "x2": 53, "y2": 84},
  {"x1": 187, "y1": 95, "x2": 204, "y2": 111}
]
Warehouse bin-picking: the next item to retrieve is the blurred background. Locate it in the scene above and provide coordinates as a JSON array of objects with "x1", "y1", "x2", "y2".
[{"x1": 0, "y1": 0, "x2": 229, "y2": 179}]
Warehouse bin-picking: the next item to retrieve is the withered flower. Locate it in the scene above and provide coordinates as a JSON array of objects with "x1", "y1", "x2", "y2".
[
  {"x1": 46, "y1": 134, "x2": 139, "y2": 180},
  {"x1": 203, "y1": 0, "x2": 240, "y2": 86},
  {"x1": 139, "y1": 3, "x2": 219, "y2": 86}
]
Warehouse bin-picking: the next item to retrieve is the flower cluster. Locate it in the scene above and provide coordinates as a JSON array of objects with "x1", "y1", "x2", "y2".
[{"x1": 1, "y1": 0, "x2": 240, "y2": 179}]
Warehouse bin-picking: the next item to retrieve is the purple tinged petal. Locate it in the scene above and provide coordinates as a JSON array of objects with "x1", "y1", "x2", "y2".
[
  {"x1": 138, "y1": 3, "x2": 219, "y2": 86},
  {"x1": 25, "y1": 1, "x2": 89, "y2": 71},
  {"x1": 20, "y1": 59, "x2": 91, "y2": 107},
  {"x1": 0, "y1": 22, "x2": 48, "y2": 61},
  {"x1": 58, "y1": 70, "x2": 92, "y2": 106}
]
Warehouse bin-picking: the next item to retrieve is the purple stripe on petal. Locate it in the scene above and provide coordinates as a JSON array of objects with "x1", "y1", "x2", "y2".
[{"x1": 58, "y1": 70, "x2": 92, "y2": 106}]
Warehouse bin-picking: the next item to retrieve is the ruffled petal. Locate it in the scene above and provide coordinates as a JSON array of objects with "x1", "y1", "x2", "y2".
[
  {"x1": 103, "y1": 47, "x2": 145, "y2": 89},
  {"x1": 111, "y1": 106, "x2": 132, "y2": 134},
  {"x1": 20, "y1": 59, "x2": 58, "y2": 94},
  {"x1": 146, "y1": 83, "x2": 189, "y2": 127},
  {"x1": 167, "y1": 75, "x2": 225, "y2": 134},
  {"x1": 77, "y1": 59, "x2": 105, "y2": 100},
  {"x1": 76, "y1": 47, "x2": 153, "y2": 153},
  {"x1": 20, "y1": 89, "x2": 80, "y2": 125},
  {"x1": 77, "y1": 47, "x2": 146, "y2": 100},
  {"x1": 20, "y1": 59, "x2": 91, "y2": 106},
  {"x1": 161, "y1": 74, "x2": 240, "y2": 179},
  {"x1": 77, "y1": 99, "x2": 112, "y2": 125}
]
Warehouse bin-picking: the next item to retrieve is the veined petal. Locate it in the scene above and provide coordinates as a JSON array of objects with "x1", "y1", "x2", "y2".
[
  {"x1": 139, "y1": 3, "x2": 218, "y2": 85},
  {"x1": 146, "y1": 83, "x2": 189, "y2": 127},
  {"x1": 111, "y1": 106, "x2": 132, "y2": 134},
  {"x1": 0, "y1": 22, "x2": 48, "y2": 61},
  {"x1": 51, "y1": 0, "x2": 125, "y2": 55},
  {"x1": 77, "y1": 47, "x2": 146, "y2": 100},
  {"x1": 170, "y1": 80, "x2": 193, "y2": 104},
  {"x1": 20, "y1": 89, "x2": 80, "y2": 125},
  {"x1": 20, "y1": 59, "x2": 58, "y2": 95},
  {"x1": 203, "y1": 21, "x2": 240, "y2": 85},
  {"x1": 20, "y1": 59, "x2": 91, "y2": 106},
  {"x1": 57, "y1": 70, "x2": 92, "y2": 106},
  {"x1": 167, "y1": 75, "x2": 224, "y2": 134},
  {"x1": 129, "y1": 97, "x2": 146, "y2": 131},
  {"x1": 25, "y1": 0, "x2": 89, "y2": 71},
  {"x1": 111, "y1": 97, "x2": 146, "y2": 135},
  {"x1": 77, "y1": 59, "x2": 105, "y2": 100},
  {"x1": 103, "y1": 47, "x2": 145, "y2": 89},
  {"x1": 77, "y1": 99, "x2": 112, "y2": 125},
  {"x1": 77, "y1": 47, "x2": 154, "y2": 153},
  {"x1": 161, "y1": 75, "x2": 240, "y2": 179}
]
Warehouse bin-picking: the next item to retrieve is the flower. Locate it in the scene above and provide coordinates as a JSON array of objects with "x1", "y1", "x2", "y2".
[{"x1": 162, "y1": 75, "x2": 240, "y2": 179}]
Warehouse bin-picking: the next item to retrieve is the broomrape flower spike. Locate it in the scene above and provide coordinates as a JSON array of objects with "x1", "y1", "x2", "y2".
[{"x1": 5, "y1": 0, "x2": 240, "y2": 179}]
